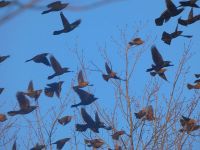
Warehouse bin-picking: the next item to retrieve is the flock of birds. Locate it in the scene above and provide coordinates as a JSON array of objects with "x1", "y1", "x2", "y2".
[{"x1": 0, "y1": 0, "x2": 200, "y2": 150}]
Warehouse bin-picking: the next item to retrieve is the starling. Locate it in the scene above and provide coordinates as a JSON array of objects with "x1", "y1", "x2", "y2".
[
  {"x1": 7, "y1": 92, "x2": 38, "y2": 116},
  {"x1": 0, "y1": 114, "x2": 7, "y2": 122},
  {"x1": 178, "y1": 8, "x2": 200, "y2": 26},
  {"x1": 12, "y1": 140, "x2": 16, "y2": 150},
  {"x1": 179, "y1": 0, "x2": 199, "y2": 8},
  {"x1": 30, "y1": 144, "x2": 45, "y2": 150},
  {"x1": 58, "y1": 115, "x2": 72, "y2": 126},
  {"x1": 84, "y1": 139, "x2": 104, "y2": 148},
  {"x1": 25, "y1": 53, "x2": 50, "y2": 66},
  {"x1": 53, "y1": 12, "x2": 81, "y2": 35},
  {"x1": 42, "y1": 1, "x2": 68, "y2": 14},
  {"x1": 135, "y1": 105, "x2": 155, "y2": 121},
  {"x1": 187, "y1": 82, "x2": 200, "y2": 89},
  {"x1": 0, "y1": 55, "x2": 10, "y2": 63},
  {"x1": 112, "y1": 130, "x2": 125, "y2": 140},
  {"x1": 0, "y1": 88, "x2": 4, "y2": 94},
  {"x1": 53, "y1": 138, "x2": 70, "y2": 150},
  {"x1": 74, "y1": 70, "x2": 93, "y2": 88},
  {"x1": 24, "y1": 80, "x2": 42, "y2": 101},
  {"x1": 44, "y1": 81, "x2": 64, "y2": 98},
  {"x1": 71, "y1": 87, "x2": 97, "y2": 107},
  {"x1": 0, "y1": 0, "x2": 11, "y2": 8},
  {"x1": 128, "y1": 37, "x2": 144, "y2": 47}
]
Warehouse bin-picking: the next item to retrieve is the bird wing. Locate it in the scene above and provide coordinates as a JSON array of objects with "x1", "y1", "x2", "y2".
[
  {"x1": 73, "y1": 87, "x2": 94, "y2": 102},
  {"x1": 95, "y1": 112, "x2": 101, "y2": 124},
  {"x1": 78, "y1": 70, "x2": 85, "y2": 83},
  {"x1": 151, "y1": 46, "x2": 164, "y2": 67},
  {"x1": 16, "y1": 92, "x2": 30, "y2": 109},
  {"x1": 166, "y1": 0, "x2": 177, "y2": 12},
  {"x1": 28, "y1": 80, "x2": 34, "y2": 92},
  {"x1": 47, "y1": 1, "x2": 61, "y2": 8},
  {"x1": 81, "y1": 108, "x2": 95, "y2": 124},
  {"x1": 105, "y1": 62, "x2": 112, "y2": 74},
  {"x1": 188, "y1": 8, "x2": 193, "y2": 20},
  {"x1": 50, "y1": 55, "x2": 63, "y2": 73},
  {"x1": 60, "y1": 12, "x2": 70, "y2": 29}
]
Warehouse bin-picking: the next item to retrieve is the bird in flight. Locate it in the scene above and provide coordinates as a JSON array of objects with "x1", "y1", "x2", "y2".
[
  {"x1": 179, "y1": 0, "x2": 199, "y2": 8},
  {"x1": 0, "y1": 55, "x2": 10, "y2": 63},
  {"x1": 58, "y1": 115, "x2": 72, "y2": 126},
  {"x1": 42, "y1": 1, "x2": 69, "y2": 14},
  {"x1": 135, "y1": 105, "x2": 155, "y2": 121},
  {"x1": 30, "y1": 144, "x2": 45, "y2": 150},
  {"x1": 44, "y1": 81, "x2": 64, "y2": 98},
  {"x1": 74, "y1": 70, "x2": 93, "y2": 88},
  {"x1": 128, "y1": 37, "x2": 144, "y2": 47},
  {"x1": 25, "y1": 53, "x2": 50, "y2": 67},
  {"x1": 52, "y1": 138, "x2": 70, "y2": 150},
  {"x1": 112, "y1": 130, "x2": 126, "y2": 140},
  {"x1": 84, "y1": 139, "x2": 104, "y2": 149},
  {"x1": 0, "y1": 114, "x2": 7, "y2": 122},
  {"x1": 0, "y1": 88, "x2": 4, "y2": 94},
  {"x1": 0, "y1": 0, "x2": 11, "y2": 8}
]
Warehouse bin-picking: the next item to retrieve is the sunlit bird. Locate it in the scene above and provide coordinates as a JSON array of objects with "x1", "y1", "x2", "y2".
[
  {"x1": 30, "y1": 144, "x2": 45, "y2": 150},
  {"x1": 128, "y1": 37, "x2": 144, "y2": 47},
  {"x1": 84, "y1": 139, "x2": 104, "y2": 149},
  {"x1": 0, "y1": 55, "x2": 10, "y2": 63},
  {"x1": 179, "y1": 0, "x2": 199, "y2": 8},
  {"x1": 53, "y1": 12, "x2": 81, "y2": 35},
  {"x1": 52, "y1": 138, "x2": 70, "y2": 150},
  {"x1": 58, "y1": 115, "x2": 72, "y2": 126},
  {"x1": 44, "y1": 81, "x2": 64, "y2": 98},
  {"x1": 134, "y1": 105, "x2": 155, "y2": 121},
  {"x1": 0, "y1": 0, "x2": 11, "y2": 8},
  {"x1": 25, "y1": 53, "x2": 50, "y2": 66},
  {"x1": 112, "y1": 130, "x2": 126, "y2": 140},
  {"x1": 187, "y1": 82, "x2": 200, "y2": 89},
  {"x1": 74, "y1": 70, "x2": 93, "y2": 88},
  {"x1": 0, "y1": 114, "x2": 7, "y2": 122},
  {"x1": 42, "y1": 1, "x2": 69, "y2": 14}
]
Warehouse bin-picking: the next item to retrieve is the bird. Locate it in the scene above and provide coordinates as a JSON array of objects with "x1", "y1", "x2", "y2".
[
  {"x1": 179, "y1": 115, "x2": 200, "y2": 133},
  {"x1": 112, "y1": 130, "x2": 126, "y2": 140},
  {"x1": 0, "y1": 88, "x2": 4, "y2": 94},
  {"x1": 48, "y1": 55, "x2": 72, "y2": 80},
  {"x1": 71, "y1": 87, "x2": 97, "y2": 107},
  {"x1": 178, "y1": 8, "x2": 200, "y2": 26},
  {"x1": 195, "y1": 73, "x2": 200, "y2": 78},
  {"x1": 155, "y1": 0, "x2": 184, "y2": 26},
  {"x1": 25, "y1": 53, "x2": 50, "y2": 66},
  {"x1": 58, "y1": 115, "x2": 72, "y2": 126},
  {"x1": 102, "y1": 62, "x2": 125, "y2": 81},
  {"x1": 42, "y1": 1, "x2": 69, "y2": 14},
  {"x1": 7, "y1": 92, "x2": 38, "y2": 116},
  {"x1": 179, "y1": 0, "x2": 199, "y2": 8},
  {"x1": 52, "y1": 138, "x2": 70, "y2": 150},
  {"x1": 128, "y1": 37, "x2": 144, "y2": 47},
  {"x1": 53, "y1": 12, "x2": 81, "y2": 35},
  {"x1": 134, "y1": 105, "x2": 155, "y2": 121},
  {"x1": 44, "y1": 81, "x2": 64, "y2": 98},
  {"x1": 95, "y1": 111, "x2": 112, "y2": 130},
  {"x1": 0, "y1": 55, "x2": 10, "y2": 63},
  {"x1": 0, "y1": 0, "x2": 11, "y2": 8},
  {"x1": 23, "y1": 80, "x2": 42, "y2": 101},
  {"x1": 150, "y1": 68, "x2": 168, "y2": 81},
  {"x1": 30, "y1": 144, "x2": 45, "y2": 150},
  {"x1": 187, "y1": 82, "x2": 200, "y2": 89},
  {"x1": 12, "y1": 140, "x2": 16, "y2": 150},
  {"x1": 161, "y1": 24, "x2": 192, "y2": 45},
  {"x1": 74, "y1": 70, "x2": 93, "y2": 88},
  {"x1": 84, "y1": 139, "x2": 104, "y2": 148},
  {"x1": 0, "y1": 114, "x2": 7, "y2": 122}
]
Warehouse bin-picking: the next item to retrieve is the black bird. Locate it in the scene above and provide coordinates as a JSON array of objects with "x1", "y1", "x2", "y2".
[
  {"x1": 95, "y1": 111, "x2": 112, "y2": 130},
  {"x1": 0, "y1": 0, "x2": 11, "y2": 8},
  {"x1": 195, "y1": 73, "x2": 200, "y2": 78},
  {"x1": 25, "y1": 53, "x2": 50, "y2": 66},
  {"x1": 48, "y1": 55, "x2": 71, "y2": 80},
  {"x1": 162, "y1": 24, "x2": 192, "y2": 45},
  {"x1": 44, "y1": 81, "x2": 64, "y2": 98},
  {"x1": 53, "y1": 12, "x2": 81, "y2": 35},
  {"x1": 155, "y1": 0, "x2": 184, "y2": 26},
  {"x1": 84, "y1": 139, "x2": 104, "y2": 149},
  {"x1": 42, "y1": 1, "x2": 68, "y2": 14},
  {"x1": 7, "y1": 92, "x2": 38, "y2": 116},
  {"x1": 30, "y1": 144, "x2": 45, "y2": 150},
  {"x1": 178, "y1": 8, "x2": 200, "y2": 26},
  {"x1": 74, "y1": 70, "x2": 93, "y2": 88},
  {"x1": 52, "y1": 138, "x2": 70, "y2": 150},
  {"x1": 58, "y1": 115, "x2": 72, "y2": 126},
  {"x1": 0, "y1": 55, "x2": 10, "y2": 63},
  {"x1": 71, "y1": 87, "x2": 97, "y2": 107},
  {"x1": 179, "y1": 0, "x2": 199, "y2": 8},
  {"x1": 0, "y1": 88, "x2": 4, "y2": 94}
]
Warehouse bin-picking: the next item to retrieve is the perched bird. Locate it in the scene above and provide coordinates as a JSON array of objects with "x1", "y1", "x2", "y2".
[
  {"x1": 0, "y1": 55, "x2": 10, "y2": 63},
  {"x1": 71, "y1": 87, "x2": 97, "y2": 107},
  {"x1": 12, "y1": 140, "x2": 16, "y2": 150},
  {"x1": 161, "y1": 24, "x2": 192, "y2": 45},
  {"x1": 30, "y1": 144, "x2": 45, "y2": 150},
  {"x1": 187, "y1": 82, "x2": 200, "y2": 89},
  {"x1": 0, "y1": 0, "x2": 11, "y2": 8},
  {"x1": 52, "y1": 138, "x2": 70, "y2": 150},
  {"x1": 179, "y1": 0, "x2": 199, "y2": 8},
  {"x1": 155, "y1": 0, "x2": 184, "y2": 26},
  {"x1": 102, "y1": 62, "x2": 125, "y2": 81},
  {"x1": 74, "y1": 70, "x2": 93, "y2": 88},
  {"x1": 84, "y1": 139, "x2": 104, "y2": 148},
  {"x1": 44, "y1": 81, "x2": 64, "y2": 98},
  {"x1": 112, "y1": 130, "x2": 126, "y2": 140},
  {"x1": 128, "y1": 37, "x2": 144, "y2": 47},
  {"x1": 42, "y1": 1, "x2": 68, "y2": 14},
  {"x1": 58, "y1": 115, "x2": 72, "y2": 126},
  {"x1": 0, "y1": 114, "x2": 7, "y2": 122},
  {"x1": 0, "y1": 88, "x2": 4, "y2": 94},
  {"x1": 7, "y1": 92, "x2": 38, "y2": 116},
  {"x1": 53, "y1": 12, "x2": 81, "y2": 35},
  {"x1": 178, "y1": 8, "x2": 200, "y2": 26},
  {"x1": 135, "y1": 105, "x2": 155, "y2": 121},
  {"x1": 23, "y1": 80, "x2": 42, "y2": 101},
  {"x1": 48, "y1": 55, "x2": 72, "y2": 80},
  {"x1": 25, "y1": 53, "x2": 50, "y2": 66},
  {"x1": 179, "y1": 115, "x2": 200, "y2": 133}
]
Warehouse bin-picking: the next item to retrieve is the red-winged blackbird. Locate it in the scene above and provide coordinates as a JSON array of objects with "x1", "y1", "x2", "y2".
[
  {"x1": 7, "y1": 92, "x2": 38, "y2": 116},
  {"x1": 58, "y1": 115, "x2": 72, "y2": 125},
  {"x1": 84, "y1": 139, "x2": 104, "y2": 148},
  {"x1": 135, "y1": 105, "x2": 155, "y2": 121},
  {"x1": 53, "y1": 12, "x2": 81, "y2": 35},
  {"x1": 178, "y1": 8, "x2": 200, "y2": 26},
  {"x1": 128, "y1": 38, "x2": 144, "y2": 47},
  {"x1": 48, "y1": 55, "x2": 72, "y2": 80},
  {"x1": 71, "y1": 87, "x2": 97, "y2": 107},
  {"x1": 0, "y1": 114, "x2": 7, "y2": 122},
  {"x1": 112, "y1": 130, "x2": 125, "y2": 140},
  {"x1": 0, "y1": 55, "x2": 10, "y2": 63},
  {"x1": 30, "y1": 144, "x2": 45, "y2": 150},
  {"x1": 0, "y1": 0, "x2": 11, "y2": 8},
  {"x1": 179, "y1": 0, "x2": 199, "y2": 8},
  {"x1": 74, "y1": 70, "x2": 93, "y2": 88},
  {"x1": 0, "y1": 88, "x2": 4, "y2": 94},
  {"x1": 25, "y1": 53, "x2": 50, "y2": 66},
  {"x1": 179, "y1": 115, "x2": 200, "y2": 133},
  {"x1": 155, "y1": 0, "x2": 184, "y2": 26},
  {"x1": 42, "y1": 1, "x2": 68, "y2": 14},
  {"x1": 24, "y1": 80, "x2": 42, "y2": 101},
  {"x1": 12, "y1": 140, "x2": 16, "y2": 150},
  {"x1": 44, "y1": 81, "x2": 64, "y2": 98},
  {"x1": 52, "y1": 138, "x2": 70, "y2": 150}
]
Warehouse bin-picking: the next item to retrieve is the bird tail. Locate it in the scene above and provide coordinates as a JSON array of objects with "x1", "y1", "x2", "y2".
[
  {"x1": 146, "y1": 68, "x2": 154, "y2": 72},
  {"x1": 71, "y1": 103, "x2": 80, "y2": 108},
  {"x1": 180, "y1": 35, "x2": 193, "y2": 38},
  {"x1": 150, "y1": 72, "x2": 157, "y2": 76},
  {"x1": 76, "y1": 124, "x2": 88, "y2": 132},
  {"x1": 53, "y1": 30, "x2": 63, "y2": 35},
  {"x1": 25, "y1": 59, "x2": 32, "y2": 62},
  {"x1": 41, "y1": 10, "x2": 51, "y2": 14},
  {"x1": 102, "y1": 74, "x2": 110, "y2": 81},
  {"x1": 7, "y1": 111, "x2": 18, "y2": 116},
  {"x1": 187, "y1": 84, "x2": 193, "y2": 90}
]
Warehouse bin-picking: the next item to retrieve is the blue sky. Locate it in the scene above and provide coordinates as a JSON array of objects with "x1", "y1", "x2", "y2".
[{"x1": 1, "y1": 0, "x2": 200, "y2": 149}]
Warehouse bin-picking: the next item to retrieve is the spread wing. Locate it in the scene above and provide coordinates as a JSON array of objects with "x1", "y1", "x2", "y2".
[
  {"x1": 28, "y1": 80, "x2": 34, "y2": 92},
  {"x1": 47, "y1": 1, "x2": 61, "y2": 8},
  {"x1": 50, "y1": 55, "x2": 63, "y2": 73},
  {"x1": 73, "y1": 87, "x2": 94, "y2": 102},
  {"x1": 151, "y1": 46, "x2": 164, "y2": 67},
  {"x1": 105, "y1": 62, "x2": 112, "y2": 74},
  {"x1": 95, "y1": 112, "x2": 101, "y2": 124},
  {"x1": 81, "y1": 108, "x2": 95, "y2": 124},
  {"x1": 16, "y1": 92, "x2": 30, "y2": 109},
  {"x1": 60, "y1": 12, "x2": 70, "y2": 29},
  {"x1": 78, "y1": 70, "x2": 84, "y2": 83},
  {"x1": 189, "y1": 8, "x2": 194, "y2": 20},
  {"x1": 166, "y1": 0, "x2": 177, "y2": 12}
]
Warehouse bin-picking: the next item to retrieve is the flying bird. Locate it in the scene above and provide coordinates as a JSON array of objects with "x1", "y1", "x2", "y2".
[
  {"x1": 42, "y1": 1, "x2": 69, "y2": 14},
  {"x1": 84, "y1": 139, "x2": 104, "y2": 149},
  {"x1": 44, "y1": 81, "x2": 64, "y2": 98},
  {"x1": 128, "y1": 37, "x2": 144, "y2": 47},
  {"x1": 0, "y1": 88, "x2": 4, "y2": 94},
  {"x1": 74, "y1": 70, "x2": 93, "y2": 88},
  {"x1": 25, "y1": 53, "x2": 50, "y2": 66},
  {"x1": 0, "y1": 55, "x2": 10, "y2": 63},
  {"x1": 179, "y1": 0, "x2": 199, "y2": 8},
  {"x1": 0, "y1": 114, "x2": 7, "y2": 122},
  {"x1": 7, "y1": 92, "x2": 38, "y2": 116},
  {"x1": 53, "y1": 12, "x2": 81, "y2": 35},
  {"x1": 0, "y1": 0, "x2": 11, "y2": 8},
  {"x1": 58, "y1": 115, "x2": 72, "y2": 126},
  {"x1": 187, "y1": 82, "x2": 200, "y2": 89},
  {"x1": 134, "y1": 105, "x2": 155, "y2": 121},
  {"x1": 48, "y1": 55, "x2": 72, "y2": 80},
  {"x1": 30, "y1": 144, "x2": 45, "y2": 150},
  {"x1": 112, "y1": 130, "x2": 126, "y2": 140},
  {"x1": 52, "y1": 138, "x2": 70, "y2": 150}
]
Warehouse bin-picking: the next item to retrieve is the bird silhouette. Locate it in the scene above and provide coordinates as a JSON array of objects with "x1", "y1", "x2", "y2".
[
  {"x1": 0, "y1": 0, "x2": 11, "y2": 8},
  {"x1": 71, "y1": 87, "x2": 97, "y2": 107},
  {"x1": 0, "y1": 88, "x2": 4, "y2": 94},
  {"x1": 84, "y1": 139, "x2": 104, "y2": 148},
  {"x1": 128, "y1": 37, "x2": 144, "y2": 47},
  {"x1": 0, "y1": 114, "x2": 7, "y2": 122},
  {"x1": 44, "y1": 81, "x2": 64, "y2": 98},
  {"x1": 178, "y1": 8, "x2": 200, "y2": 26},
  {"x1": 25, "y1": 53, "x2": 50, "y2": 66},
  {"x1": 30, "y1": 144, "x2": 45, "y2": 150},
  {"x1": 53, "y1": 12, "x2": 81, "y2": 35},
  {"x1": 179, "y1": 0, "x2": 199, "y2": 8},
  {"x1": 73, "y1": 70, "x2": 93, "y2": 88},
  {"x1": 52, "y1": 138, "x2": 70, "y2": 150},
  {"x1": 48, "y1": 55, "x2": 72, "y2": 80},
  {"x1": 112, "y1": 130, "x2": 126, "y2": 140},
  {"x1": 135, "y1": 105, "x2": 155, "y2": 121},
  {"x1": 0, "y1": 55, "x2": 10, "y2": 63},
  {"x1": 42, "y1": 1, "x2": 69, "y2": 14},
  {"x1": 58, "y1": 115, "x2": 72, "y2": 126},
  {"x1": 7, "y1": 92, "x2": 38, "y2": 116}
]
